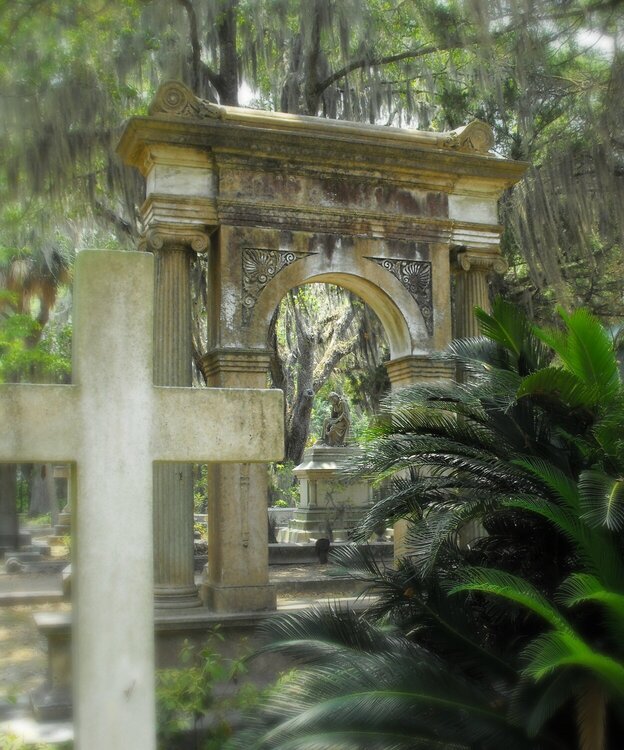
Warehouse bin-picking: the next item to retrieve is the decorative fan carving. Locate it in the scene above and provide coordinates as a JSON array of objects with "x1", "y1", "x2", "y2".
[
  {"x1": 242, "y1": 249, "x2": 313, "y2": 324},
  {"x1": 367, "y1": 257, "x2": 434, "y2": 336}
]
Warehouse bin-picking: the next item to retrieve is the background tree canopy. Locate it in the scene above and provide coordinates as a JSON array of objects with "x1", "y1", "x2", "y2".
[{"x1": 1, "y1": 0, "x2": 622, "y2": 457}]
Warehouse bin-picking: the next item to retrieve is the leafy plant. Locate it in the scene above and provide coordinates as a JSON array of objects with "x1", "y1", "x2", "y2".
[
  {"x1": 234, "y1": 300, "x2": 624, "y2": 749},
  {"x1": 157, "y1": 635, "x2": 260, "y2": 750}
]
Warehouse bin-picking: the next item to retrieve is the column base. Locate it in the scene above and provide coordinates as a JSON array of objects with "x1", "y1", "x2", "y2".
[
  {"x1": 200, "y1": 582, "x2": 276, "y2": 613},
  {"x1": 154, "y1": 584, "x2": 202, "y2": 610}
]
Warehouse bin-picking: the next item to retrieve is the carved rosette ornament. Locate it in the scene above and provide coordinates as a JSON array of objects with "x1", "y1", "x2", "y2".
[
  {"x1": 148, "y1": 80, "x2": 226, "y2": 120},
  {"x1": 367, "y1": 257, "x2": 434, "y2": 336},
  {"x1": 241, "y1": 248, "x2": 313, "y2": 324}
]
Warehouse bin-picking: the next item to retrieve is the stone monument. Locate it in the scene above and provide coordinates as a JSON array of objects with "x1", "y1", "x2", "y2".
[
  {"x1": 0, "y1": 250, "x2": 283, "y2": 750},
  {"x1": 117, "y1": 79, "x2": 527, "y2": 573},
  {"x1": 278, "y1": 392, "x2": 372, "y2": 543}
]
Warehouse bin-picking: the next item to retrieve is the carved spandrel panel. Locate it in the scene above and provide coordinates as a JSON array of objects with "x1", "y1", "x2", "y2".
[
  {"x1": 366, "y1": 257, "x2": 434, "y2": 336},
  {"x1": 242, "y1": 248, "x2": 313, "y2": 324}
]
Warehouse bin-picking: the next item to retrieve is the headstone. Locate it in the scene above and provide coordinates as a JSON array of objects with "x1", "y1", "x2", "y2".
[{"x1": 0, "y1": 250, "x2": 283, "y2": 750}]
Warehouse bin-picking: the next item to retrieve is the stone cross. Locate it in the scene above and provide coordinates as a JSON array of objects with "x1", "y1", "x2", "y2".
[{"x1": 0, "y1": 250, "x2": 283, "y2": 750}]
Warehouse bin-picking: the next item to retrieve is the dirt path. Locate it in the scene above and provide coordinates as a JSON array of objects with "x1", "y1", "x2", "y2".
[{"x1": 0, "y1": 605, "x2": 51, "y2": 702}]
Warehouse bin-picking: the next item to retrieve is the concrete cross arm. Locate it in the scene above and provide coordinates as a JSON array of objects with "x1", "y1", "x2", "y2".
[
  {"x1": 0, "y1": 382, "x2": 284, "y2": 466},
  {"x1": 0, "y1": 251, "x2": 284, "y2": 468},
  {"x1": 151, "y1": 386, "x2": 283, "y2": 463},
  {"x1": 0, "y1": 384, "x2": 80, "y2": 462}
]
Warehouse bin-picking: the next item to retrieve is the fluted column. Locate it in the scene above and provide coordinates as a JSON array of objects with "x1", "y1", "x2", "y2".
[
  {"x1": 453, "y1": 250, "x2": 507, "y2": 338},
  {"x1": 144, "y1": 227, "x2": 209, "y2": 610}
]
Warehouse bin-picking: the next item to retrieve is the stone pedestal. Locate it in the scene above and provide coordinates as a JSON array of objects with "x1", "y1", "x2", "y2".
[
  {"x1": 279, "y1": 445, "x2": 373, "y2": 543},
  {"x1": 53, "y1": 465, "x2": 71, "y2": 536},
  {"x1": 199, "y1": 350, "x2": 276, "y2": 613}
]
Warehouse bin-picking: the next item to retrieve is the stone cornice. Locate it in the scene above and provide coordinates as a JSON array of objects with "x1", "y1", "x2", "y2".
[
  {"x1": 118, "y1": 85, "x2": 528, "y2": 195},
  {"x1": 147, "y1": 81, "x2": 493, "y2": 154}
]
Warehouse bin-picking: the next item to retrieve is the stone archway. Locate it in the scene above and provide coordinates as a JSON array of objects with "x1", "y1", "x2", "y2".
[{"x1": 118, "y1": 81, "x2": 527, "y2": 612}]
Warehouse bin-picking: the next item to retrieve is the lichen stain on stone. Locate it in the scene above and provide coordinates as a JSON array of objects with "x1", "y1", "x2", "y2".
[
  {"x1": 426, "y1": 192, "x2": 448, "y2": 217},
  {"x1": 222, "y1": 285, "x2": 239, "y2": 328},
  {"x1": 249, "y1": 170, "x2": 302, "y2": 201}
]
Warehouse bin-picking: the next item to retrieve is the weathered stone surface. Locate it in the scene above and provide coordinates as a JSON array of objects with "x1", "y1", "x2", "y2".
[
  {"x1": 0, "y1": 250, "x2": 283, "y2": 750},
  {"x1": 117, "y1": 81, "x2": 528, "y2": 360},
  {"x1": 117, "y1": 81, "x2": 528, "y2": 604}
]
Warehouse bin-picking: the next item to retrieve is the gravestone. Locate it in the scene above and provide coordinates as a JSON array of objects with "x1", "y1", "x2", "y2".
[{"x1": 0, "y1": 250, "x2": 283, "y2": 750}]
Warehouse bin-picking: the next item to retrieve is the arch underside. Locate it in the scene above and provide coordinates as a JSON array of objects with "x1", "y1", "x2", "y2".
[{"x1": 248, "y1": 254, "x2": 437, "y2": 359}]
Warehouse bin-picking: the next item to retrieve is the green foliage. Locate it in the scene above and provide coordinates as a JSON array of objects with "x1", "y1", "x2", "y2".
[
  {"x1": 237, "y1": 301, "x2": 624, "y2": 749},
  {"x1": 0, "y1": 316, "x2": 71, "y2": 384},
  {"x1": 156, "y1": 636, "x2": 260, "y2": 750},
  {"x1": 193, "y1": 465, "x2": 209, "y2": 514},
  {"x1": 268, "y1": 462, "x2": 299, "y2": 507},
  {"x1": 0, "y1": 735, "x2": 72, "y2": 750}
]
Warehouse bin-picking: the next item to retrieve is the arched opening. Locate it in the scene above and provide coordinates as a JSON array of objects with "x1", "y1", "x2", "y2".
[
  {"x1": 266, "y1": 280, "x2": 391, "y2": 546},
  {"x1": 269, "y1": 280, "x2": 391, "y2": 464}
]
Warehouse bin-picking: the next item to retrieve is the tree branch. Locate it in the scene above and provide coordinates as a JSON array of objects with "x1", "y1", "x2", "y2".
[
  {"x1": 315, "y1": 45, "x2": 445, "y2": 95},
  {"x1": 177, "y1": 0, "x2": 201, "y2": 92}
]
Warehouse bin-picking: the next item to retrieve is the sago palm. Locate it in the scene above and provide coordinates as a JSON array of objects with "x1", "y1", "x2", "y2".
[{"x1": 234, "y1": 300, "x2": 624, "y2": 749}]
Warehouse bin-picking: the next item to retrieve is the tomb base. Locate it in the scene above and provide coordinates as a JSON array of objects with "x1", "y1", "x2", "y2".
[
  {"x1": 54, "y1": 511, "x2": 71, "y2": 536},
  {"x1": 279, "y1": 445, "x2": 373, "y2": 543},
  {"x1": 32, "y1": 604, "x2": 296, "y2": 720},
  {"x1": 277, "y1": 506, "x2": 373, "y2": 543},
  {"x1": 199, "y1": 582, "x2": 276, "y2": 613}
]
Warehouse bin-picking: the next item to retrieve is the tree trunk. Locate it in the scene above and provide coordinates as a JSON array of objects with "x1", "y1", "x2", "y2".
[
  {"x1": 0, "y1": 464, "x2": 19, "y2": 551},
  {"x1": 286, "y1": 388, "x2": 315, "y2": 463},
  {"x1": 28, "y1": 463, "x2": 52, "y2": 518},
  {"x1": 303, "y1": 0, "x2": 323, "y2": 115},
  {"x1": 216, "y1": 0, "x2": 239, "y2": 105}
]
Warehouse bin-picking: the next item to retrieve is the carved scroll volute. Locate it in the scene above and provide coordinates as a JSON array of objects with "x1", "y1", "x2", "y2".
[
  {"x1": 443, "y1": 120, "x2": 495, "y2": 154},
  {"x1": 140, "y1": 226, "x2": 210, "y2": 254},
  {"x1": 148, "y1": 81, "x2": 226, "y2": 120},
  {"x1": 457, "y1": 251, "x2": 508, "y2": 275}
]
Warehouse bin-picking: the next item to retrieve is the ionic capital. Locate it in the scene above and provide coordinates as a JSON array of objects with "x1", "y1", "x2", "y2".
[
  {"x1": 455, "y1": 250, "x2": 508, "y2": 275},
  {"x1": 139, "y1": 223, "x2": 210, "y2": 254}
]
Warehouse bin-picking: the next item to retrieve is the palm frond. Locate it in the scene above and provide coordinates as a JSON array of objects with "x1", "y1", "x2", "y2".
[
  {"x1": 450, "y1": 567, "x2": 571, "y2": 631},
  {"x1": 511, "y1": 672, "x2": 577, "y2": 739},
  {"x1": 579, "y1": 469, "x2": 624, "y2": 531},
  {"x1": 535, "y1": 309, "x2": 620, "y2": 397},
  {"x1": 474, "y1": 300, "x2": 524, "y2": 355},
  {"x1": 498, "y1": 496, "x2": 583, "y2": 552},
  {"x1": 556, "y1": 573, "x2": 624, "y2": 620},
  {"x1": 511, "y1": 457, "x2": 579, "y2": 511},
  {"x1": 517, "y1": 367, "x2": 599, "y2": 410},
  {"x1": 521, "y1": 630, "x2": 624, "y2": 698}
]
